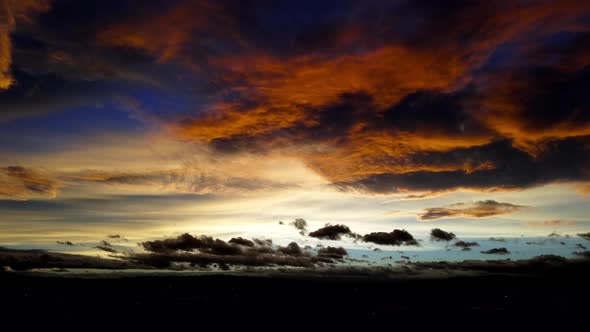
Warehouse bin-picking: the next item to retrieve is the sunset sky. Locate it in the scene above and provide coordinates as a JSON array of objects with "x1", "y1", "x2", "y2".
[{"x1": 1, "y1": 0, "x2": 590, "y2": 264}]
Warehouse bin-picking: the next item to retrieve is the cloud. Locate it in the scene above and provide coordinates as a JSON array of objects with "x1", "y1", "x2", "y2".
[
  {"x1": 419, "y1": 200, "x2": 525, "y2": 221},
  {"x1": 524, "y1": 220, "x2": 577, "y2": 227},
  {"x1": 454, "y1": 241, "x2": 479, "y2": 250},
  {"x1": 308, "y1": 224, "x2": 356, "y2": 240},
  {"x1": 290, "y1": 218, "x2": 308, "y2": 236},
  {"x1": 130, "y1": 233, "x2": 351, "y2": 269},
  {"x1": 95, "y1": 245, "x2": 117, "y2": 253},
  {"x1": 66, "y1": 168, "x2": 298, "y2": 194},
  {"x1": 430, "y1": 229, "x2": 456, "y2": 242},
  {"x1": 362, "y1": 229, "x2": 418, "y2": 246},
  {"x1": 3, "y1": 0, "x2": 590, "y2": 198},
  {"x1": 317, "y1": 247, "x2": 348, "y2": 259},
  {"x1": 481, "y1": 248, "x2": 510, "y2": 255},
  {"x1": 130, "y1": 234, "x2": 343, "y2": 268},
  {"x1": 56, "y1": 241, "x2": 74, "y2": 246},
  {"x1": 0, "y1": 247, "x2": 136, "y2": 270},
  {"x1": 0, "y1": 166, "x2": 59, "y2": 199},
  {"x1": 579, "y1": 233, "x2": 590, "y2": 241},
  {"x1": 278, "y1": 242, "x2": 303, "y2": 256},
  {"x1": 0, "y1": 0, "x2": 50, "y2": 89},
  {"x1": 149, "y1": 0, "x2": 590, "y2": 195},
  {"x1": 228, "y1": 237, "x2": 255, "y2": 247},
  {"x1": 141, "y1": 233, "x2": 243, "y2": 256}
]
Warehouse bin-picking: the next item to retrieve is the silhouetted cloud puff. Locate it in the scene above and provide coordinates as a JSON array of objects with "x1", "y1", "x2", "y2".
[
  {"x1": 430, "y1": 228, "x2": 456, "y2": 241},
  {"x1": 481, "y1": 248, "x2": 510, "y2": 255},
  {"x1": 308, "y1": 224, "x2": 356, "y2": 240},
  {"x1": 317, "y1": 247, "x2": 348, "y2": 259},
  {"x1": 362, "y1": 229, "x2": 418, "y2": 246},
  {"x1": 419, "y1": 200, "x2": 525, "y2": 221},
  {"x1": 107, "y1": 234, "x2": 121, "y2": 239},
  {"x1": 455, "y1": 241, "x2": 479, "y2": 251},
  {"x1": 454, "y1": 241, "x2": 479, "y2": 249},
  {"x1": 141, "y1": 233, "x2": 216, "y2": 253},
  {"x1": 229, "y1": 237, "x2": 255, "y2": 247},
  {"x1": 290, "y1": 218, "x2": 308, "y2": 235},
  {"x1": 57, "y1": 241, "x2": 74, "y2": 246},
  {"x1": 579, "y1": 233, "x2": 590, "y2": 241}
]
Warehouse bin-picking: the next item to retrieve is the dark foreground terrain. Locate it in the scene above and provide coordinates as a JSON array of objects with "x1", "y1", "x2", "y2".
[{"x1": 2, "y1": 259, "x2": 590, "y2": 321}]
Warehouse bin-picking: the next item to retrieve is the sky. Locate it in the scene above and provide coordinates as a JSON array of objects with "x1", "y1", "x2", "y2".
[{"x1": 1, "y1": 0, "x2": 590, "y2": 267}]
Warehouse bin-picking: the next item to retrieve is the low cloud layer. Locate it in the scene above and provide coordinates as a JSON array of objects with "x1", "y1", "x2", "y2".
[
  {"x1": 419, "y1": 200, "x2": 525, "y2": 221},
  {"x1": 134, "y1": 233, "x2": 347, "y2": 269}
]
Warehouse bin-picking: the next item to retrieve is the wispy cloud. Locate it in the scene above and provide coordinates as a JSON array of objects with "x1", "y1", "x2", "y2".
[{"x1": 418, "y1": 200, "x2": 525, "y2": 221}]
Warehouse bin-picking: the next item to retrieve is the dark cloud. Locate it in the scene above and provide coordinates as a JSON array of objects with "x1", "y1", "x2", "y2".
[
  {"x1": 0, "y1": 247, "x2": 137, "y2": 270},
  {"x1": 430, "y1": 228, "x2": 456, "y2": 242},
  {"x1": 141, "y1": 233, "x2": 216, "y2": 253},
  {"x1": 578, "y1": 233, "x2": 590, "y2": 241},
  {"x1": 362, "y1": 229, "x2": 418, "y2": 246},
  {"x1": 481, "y1": 248, "x2": 510, "y2": 255},
  {"x1": 141, "y1": 234, "x2": 245, "y2": 256},
  {"x1": 56, "y1": 241, "x2": 74, "y2": 246},
  {"x1": 95, "y1": 245, "x2": 117, "y2": 253},
  {"x1": 290, "y1": 218, "x2": 308, "y2": 236},
  {"x1": 454, "y1": 241, "x2": 479, "y2": 251},
  {"x1": 252, "y1": 238, "x2": 272, "y2": 247},
  {"x1": 228, "y1": 237, "x2": 255, "y2": 247},
  {"x1": 130, "y1": 234, "x2": 344, "y2": 269},
  {"x1": 308, "y1": 224, "x2": 356, "y2": 240},
  {"x1": 0, "y1": 166, "x2": 59, "y2": 199},
  {"x1": 419, "y1": 200, "x2": 525, "y2": 221},
  {"x1": 107, "y1": 234, "x2": 121, "y2": 239},
  {"x1": 317, "y1": 247, "x2": 348, "y2": 260},
  {"x1": 278, "y1": 242, "x2": 303, "y2": 256}
]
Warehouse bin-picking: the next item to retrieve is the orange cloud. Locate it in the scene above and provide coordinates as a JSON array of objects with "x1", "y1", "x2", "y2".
[
  {"x1": 96, "y1": 0, "x2": 590, "y2": 193},
  {"x1": 0, "y1": 0, "x2": 50, "y2": 89},
  {"x1": 418, "y1": 200, "x2": 526, "y2": 221},
  {"x1": 0, "y1": 166, "x2": 59, "y2": 199},
  {"x1": 97, "y1": 1, "x2": 240, "y2": 64}
]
